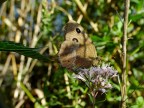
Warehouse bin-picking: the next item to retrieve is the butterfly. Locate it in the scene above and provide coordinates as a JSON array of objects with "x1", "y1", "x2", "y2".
[{"x1": 58, "y1": 20, "x2": 97, "y2": 70}]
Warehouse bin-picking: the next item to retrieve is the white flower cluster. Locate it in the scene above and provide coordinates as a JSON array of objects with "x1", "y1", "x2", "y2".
[{"x1": 73, "y1": 65, "x2": 118, "y2": 94}]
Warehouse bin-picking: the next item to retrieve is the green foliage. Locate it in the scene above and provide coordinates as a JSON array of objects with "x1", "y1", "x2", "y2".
[
  {"x1": 0, "y1": 0, "x2": 144, "y2": 108},
  {"x1": 130, "y1": 96, "x2": 144, "y2": 108}
]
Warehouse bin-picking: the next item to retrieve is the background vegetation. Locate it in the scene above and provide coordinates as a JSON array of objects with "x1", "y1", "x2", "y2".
[{"x1": 0, "y1": 0, "x2": 144, "y2": 108}]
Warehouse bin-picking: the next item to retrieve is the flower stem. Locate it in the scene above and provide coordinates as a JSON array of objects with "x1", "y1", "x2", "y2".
[{"x1": 91, "y1": 91, "x2": 98, "y2": 108}]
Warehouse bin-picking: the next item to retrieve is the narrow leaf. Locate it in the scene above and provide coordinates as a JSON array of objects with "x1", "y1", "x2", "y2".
[{"x1": 0, "y1": 41, "x2": 50, "y2": 62}]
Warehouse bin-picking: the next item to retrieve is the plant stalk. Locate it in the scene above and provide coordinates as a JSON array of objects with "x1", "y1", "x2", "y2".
[{"x1": 121, "y1": 0, "x2": 130, "y2": 108}]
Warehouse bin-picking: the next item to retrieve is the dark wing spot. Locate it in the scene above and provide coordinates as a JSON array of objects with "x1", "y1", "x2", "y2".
[
  {"x1": 72, "y1": 38, "x2": 78, "y2": 42},
  {"x1": 76, "y1": 28, "x2": 81, "y2": 33}
]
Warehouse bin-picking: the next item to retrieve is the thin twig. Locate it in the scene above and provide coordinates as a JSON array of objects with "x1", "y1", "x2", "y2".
[
  {"x1": 121, "y1": 0, "x2": 130, "y2": 108},
  {"x1": 0, "y1": 54, "x2": 12, "y2": 86},
  {"x1": 74, "y1": 0, "x2": 98, "y2": 32},
  {"x1": 77, "y1": 3, "x2": 88, "y2": 23},
  {"x1": 56, "y1": 6, "x2": 73, "y2": 20},
  {"x1": 64, "y1": 72, "x2": 72, "y2": 99}
]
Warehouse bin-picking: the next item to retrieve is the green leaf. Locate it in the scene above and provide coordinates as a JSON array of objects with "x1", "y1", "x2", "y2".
[
  {"x1": 131, "y1": 96, "x2": 144, "y2": 108},
  {"x1": 34, "y1": 102, "x2": 44, "y2": 108},
  {"x1": 130, "y1": 13, "x2": 144, "y2": 22},
  {"x1": 0, "y1": 41, "x2": 50, "y2": 62}
]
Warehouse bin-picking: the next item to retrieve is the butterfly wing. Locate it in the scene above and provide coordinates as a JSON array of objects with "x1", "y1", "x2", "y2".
[
  {"x1": 59, "y1": 20, "x2": 98, "y2": 69},
  {"x1": 75, "y1": 42, "x2": 97, "y2": 68},
  {"x1": 58, "y1": 41, "x2": 79, "y2": 69}
]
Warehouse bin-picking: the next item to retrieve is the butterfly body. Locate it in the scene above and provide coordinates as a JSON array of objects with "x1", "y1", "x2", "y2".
[{"x1": 58, "y1": 20, "x2": 97, "y2": 70}]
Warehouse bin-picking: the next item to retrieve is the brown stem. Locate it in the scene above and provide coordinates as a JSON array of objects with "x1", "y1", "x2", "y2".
[
  {"x1": 74, "y1": 0, "x2": 98, "y2": 32},
  {"x1": 121, "y1": 0, "x2": 130, "y2": 108}
]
